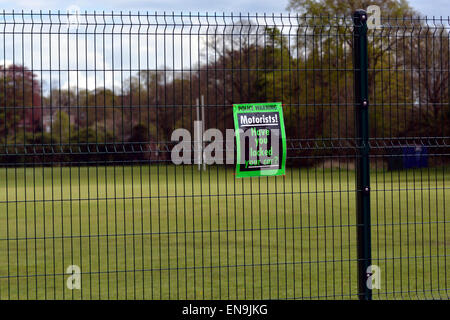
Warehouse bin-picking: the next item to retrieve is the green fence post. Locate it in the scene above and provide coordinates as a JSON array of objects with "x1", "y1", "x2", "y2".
[{"x1": 353, "y1": 9, "x2": 372, "y2": 301}]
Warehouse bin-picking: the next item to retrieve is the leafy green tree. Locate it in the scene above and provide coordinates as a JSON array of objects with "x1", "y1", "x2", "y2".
[
  {"x1": 287, "y1": 0, "x2": 419, "y2": 141},
  {"x1": 287, "y1": 0, "x2": 415, "y2": 21},
  {"x1": 51, "y1": 110, "x2": 71, "y2": 143}
]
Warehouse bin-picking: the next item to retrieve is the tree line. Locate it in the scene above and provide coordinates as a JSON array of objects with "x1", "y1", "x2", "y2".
[{"x1": 1, "y1": 0, "x2": 449, "y2": 166}]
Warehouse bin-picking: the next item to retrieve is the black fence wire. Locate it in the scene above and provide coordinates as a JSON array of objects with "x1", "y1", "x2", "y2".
[{"x1": 0, "y1": 10, "x2": 448, "y2": 300}]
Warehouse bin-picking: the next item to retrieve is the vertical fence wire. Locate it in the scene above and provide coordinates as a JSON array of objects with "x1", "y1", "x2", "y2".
[
  {"x1": 0, "y1": 11, "x2": 447, "y2": 300},
  {"x1": 368, "y1": 16, "x2": 450, "y2": 300}
]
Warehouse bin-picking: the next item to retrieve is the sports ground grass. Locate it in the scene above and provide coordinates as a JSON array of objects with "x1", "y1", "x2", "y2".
[{"x1": 0, "y1": 165, "x2": 448, "y2": 299}]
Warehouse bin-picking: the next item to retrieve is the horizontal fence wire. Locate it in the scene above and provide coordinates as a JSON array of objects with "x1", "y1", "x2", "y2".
[
  {"x1": 367, "y1": 16, "x2": 449, "y2": 300},
  {"x1": 0, "y1": 11, "x2": 448, "y2": 300}
]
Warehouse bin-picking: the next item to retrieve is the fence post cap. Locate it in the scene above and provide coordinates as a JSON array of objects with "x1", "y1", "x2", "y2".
[{"x1": 353, "y1": 9, "x2": 367, "y2": 24}]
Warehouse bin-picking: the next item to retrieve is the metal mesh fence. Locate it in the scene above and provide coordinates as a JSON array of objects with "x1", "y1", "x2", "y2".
[
  {"x1": 367, "y1": 16, "x2": 449, "y2": 299},
  {"x1": 0, "y1": 11, "x2": 448, "y2": 299}
]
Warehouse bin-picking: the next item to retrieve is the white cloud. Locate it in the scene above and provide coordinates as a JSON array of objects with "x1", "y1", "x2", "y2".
[
  {"x1": 0, "y1": 0, "x2": 285, "y2": 13},
  {"x1": 408, "y1": 0, "x2": 450, "y2": 17},
  {"x1": 0, "y1": 12, "x2": 209, "y2": 93}
]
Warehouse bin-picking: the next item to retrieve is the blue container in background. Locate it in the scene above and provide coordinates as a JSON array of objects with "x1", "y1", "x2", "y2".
[
  {"x1": 402, "y1": 146, "x2": 428, "y2": 169},
  {"x1": 387, "y1": 145, "x2": 429, "y2": 170}
]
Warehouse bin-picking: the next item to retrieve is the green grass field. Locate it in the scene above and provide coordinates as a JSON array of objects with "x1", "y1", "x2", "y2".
[{"x1": 0, "y1": 164, "x2": 448, "y2": 299}]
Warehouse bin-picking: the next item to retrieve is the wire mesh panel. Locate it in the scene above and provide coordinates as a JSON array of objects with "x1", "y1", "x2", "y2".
[
  {"x1": 0, "y1": 11, "x2": 447, "y2": 300},
  {"x1": 368, "y1": 17, "x2": 449, "y2": 299}
]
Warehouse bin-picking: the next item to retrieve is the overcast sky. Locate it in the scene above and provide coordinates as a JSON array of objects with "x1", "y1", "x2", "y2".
[
  {"x1": 0, "y1": 0, "x2": 447, "y2": 93},
  {"x1": 0, "y1": 0, "x2": 448, "y2": 17}
]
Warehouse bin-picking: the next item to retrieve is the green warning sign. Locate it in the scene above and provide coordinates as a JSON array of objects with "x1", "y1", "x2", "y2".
[{"x1": 233, "y1": 102, "x2": 287, "y2": 178}]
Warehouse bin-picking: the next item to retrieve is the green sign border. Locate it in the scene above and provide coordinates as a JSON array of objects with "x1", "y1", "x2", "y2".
[{"x1": 233, "y1": 102, "x2": 287, "y2": 178}]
